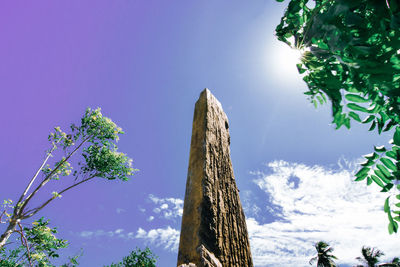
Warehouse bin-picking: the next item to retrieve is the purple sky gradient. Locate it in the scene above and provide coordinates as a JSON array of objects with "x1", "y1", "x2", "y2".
[{"x1": 0, "y1": 1, "x2": 395, "y2": 266}]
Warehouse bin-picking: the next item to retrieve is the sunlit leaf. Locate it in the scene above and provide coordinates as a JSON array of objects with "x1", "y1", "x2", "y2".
[
  {"x1": 381, "y1": 183, "x2": 394, "y2": 192},
  {"x1": 345, "y1": 94, "x2": 368, "y2": 103},
  {"x1": 355, "y1": 166, "x2": 370, "y2": 178},
  {"x1": 376, "y1": 164, "x2": 392, "y2": 179},
  {"x1": 362, "y1": 115, "x2": 375, "y2": 124},
  {"x1": 349, "y1": 111, "x2": 361, "y2": 122},
  {"x1": 347, "y1": 103, "x2": 369, "y2": 113},
  {"x1": 381, "y1": 157, "x2": 397, "y2": 171},
  {"x1": 371, "y1": 175, "x2": 385, "y2": 188},
  {"x1": 374, "y1": 145, "x2": 386, "y2": 152},
  {"x1": 369, "y1": 120, "x2": 376, "y2": 131},
  {"x1": 364, "y1": 152, "x2": 379, "y2": 161},
  {"x1": 385, "y1": 197, "x2": 390, "y2": 213}
]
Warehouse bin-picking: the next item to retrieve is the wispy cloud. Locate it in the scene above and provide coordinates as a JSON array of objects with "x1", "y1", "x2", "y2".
[
  {"x1": 249, "y1": 160, "x2": 399, "y2": 267},
  {"x1": 135, "y1": 226, "x2": 180, "y2": 252},
  {"x1": 77, "y1": 226, "x2": 180, "y2": 252},
  {"x1": 148, "y1": 194, "x2": 183, "y2": 221},
  {"x1": 78, "y1": 229, "x2": 125, "y2": 239}
]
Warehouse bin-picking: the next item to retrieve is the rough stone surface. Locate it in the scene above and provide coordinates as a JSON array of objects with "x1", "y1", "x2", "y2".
[
  {"x1": 177, "y1": 245, "x2": 222, "y2": 267},
  {"x1": 177, "y1": 89, "x2": 253, "y2": 267}
]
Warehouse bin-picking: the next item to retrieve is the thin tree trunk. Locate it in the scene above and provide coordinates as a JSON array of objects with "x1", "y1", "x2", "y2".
[{"x1": 0, "y1": 218, "x2": 18, "y2": 249}]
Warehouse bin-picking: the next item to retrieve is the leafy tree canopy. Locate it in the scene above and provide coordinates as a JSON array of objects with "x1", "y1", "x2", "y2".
[
  {"x1": 275, "y1": 0, "x2": 400, "y2": 233},
  {"x1": 1, "y1": 107, "x2": 137, "y2": 248},
  {"x1": 355, "y1": 246, "x2": 384, "y2": 267},
  {"x1": 105, "y1": 247, "x2": 157, "y2": 267},
  {"x1": 0, "y1": 217, "x2": 81, "y2": 267},
  {"x1": 309, "y1": 241, "x2": 337, "y2": 267}
]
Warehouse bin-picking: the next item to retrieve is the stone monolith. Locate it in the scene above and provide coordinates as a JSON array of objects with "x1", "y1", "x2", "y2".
[{"x1": 177, "y1": 89, "x2": 253, "y2": 267}]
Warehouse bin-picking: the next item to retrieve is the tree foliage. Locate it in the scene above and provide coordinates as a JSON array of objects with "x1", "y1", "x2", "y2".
[
  {"x1": 0, "y1": 217, "x2": 81, "y2": 267},
  {"x1": 275, "y1": 0, "x2": 400, "y2": 233},
  {"x1": 355, "y1": 246, "x2": 385, "y2": 267},
  {"x1": 104, "y1": 247, "x2": 157, "y2": 267},
  {"x1": 309, "y1": 242, "x2": 399, "y2": 267},
  {"x1": 309, "y1": 241, "x2": 337, "y2": 267},
  {"x1": 0, "y1": 107, "x2": 137, "y2": 248}
]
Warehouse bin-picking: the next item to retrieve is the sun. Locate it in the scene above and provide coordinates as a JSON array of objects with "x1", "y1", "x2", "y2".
[{"x1": 267, "y1": 39, "x2": 305, "y2": 85}]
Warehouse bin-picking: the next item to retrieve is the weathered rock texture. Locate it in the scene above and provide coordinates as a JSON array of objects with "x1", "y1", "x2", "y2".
[{"x1": 177, "y1": 89, "x2": 253, "y2": 267}]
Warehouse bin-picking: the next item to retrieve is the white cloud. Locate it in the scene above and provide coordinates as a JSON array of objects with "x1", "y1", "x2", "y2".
[
  {"x1": 78, "y1": 230, "x2": 117, "y2": 239},
  {"x1": 153, "y1": 208, "x2": 161, "y2": 213},
  {"x1": 77, "y1": 162, "x2": 399, "y2": 266},
  {"x1": 148, "y1": 194, "x2": 183, "y2": 220},
  {"x1": 135, "y1": 226, "x2": 180, "y2": 252},
  {"x1": 115, "y1": 229, "x2": 124, "y2": 234},
  {"x1": 76, "y1": 225, "x2": 180, "y2": 252},
  {"x1": 249, "y1": 160, "x2": 399, "y2": 267},
  {"x1": 79, "y1": 231, "x2": 94, "y2": 238},
  {"x1": 138, "y1": 206, "x2": 146, "y2": 213},
  {"x1": 242, "y1": 190, "x2": 262, "y2": 218}
]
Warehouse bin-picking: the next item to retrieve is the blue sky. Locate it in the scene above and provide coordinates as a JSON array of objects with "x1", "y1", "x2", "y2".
[{"x1": 0, "y1": 1, "x2": 398, "y2": 266}]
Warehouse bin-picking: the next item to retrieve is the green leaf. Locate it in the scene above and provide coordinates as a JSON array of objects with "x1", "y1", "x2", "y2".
[
  {"x1": 386, "y1": 151, "x2": 397, "y2": 160},
  {"x1": 345, "y1": 94, "x2": 368, "y2": 103},
  {"x1": 369, "y1": 120, "x2": 376, "y2": 131},
  {"x1": 378, "y1": 118, "x2": 384, "y2": 134},
  {"x1": 384, "y1": 197, "x2": 390, "y2": 213},
  {"x1": 367, "y1": 177, "x2": 372, "y2": 185},
  {"x1": 374, "y1": 145, "x2": 386, "y2": 152},
  {"x1": 313, "y1": 99, "x2": 317, "y2": 108},
  {"x1": 317, "y1": 95, "x2": 324, "y2": 105},
  {"x1": 362, "y1": 115, "x2": 375, "y2": 124},
  {"x1": 394, "y1": 127, "x2": 400, "y2": 146},
  {"x1": 376, "y1": 164, "x2": 392, "y2": 179},
  {"x1": 297, "y1": 63, "x2": 307, "y2": 74},
  {"x1": 381, "y1": 183, "x2": 394, "y2": 192},
  {"x1": 371, "y1": 175, "x2": 385, "y2": 188},
  {"x1": 347, "y1": 103, "x2": 369, "y2": 113},
  {"x1": 368, "y1": 104, "x2": 381, "y2": 114},
  {"x1": 355, "y1": 166, "x2": 370, "y2": 178},
  {"x1": 348, "y1": 111, "x2": 361, "y2": 122},
  {"x1": 383, "y1": 120, "x2": 396, "y2": 132},
  {"x1": 389, "y1": 220, "x2": 397, "y2": 234},
  {"x1": 364, "y1": 152, "x2": 379, "y2": 161},
  {"x1": 361, "y1": 160, "x2": 375, "y2": 167},
  {"x1": 381, "y1": 157, "x2": 397, "y2": 171}
]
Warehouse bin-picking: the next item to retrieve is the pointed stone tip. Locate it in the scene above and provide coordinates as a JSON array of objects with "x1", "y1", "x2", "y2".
[
  {"x1": 199, "y1": 88, "x2": 211, "y2": 99},
  {"x1": 197, "y1": 88, "x2": 224, "y2": 115}
]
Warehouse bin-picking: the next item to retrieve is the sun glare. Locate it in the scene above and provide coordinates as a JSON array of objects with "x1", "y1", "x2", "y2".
[{"x1": 267, "y1": 40, "x2": 304, "y2": 85}]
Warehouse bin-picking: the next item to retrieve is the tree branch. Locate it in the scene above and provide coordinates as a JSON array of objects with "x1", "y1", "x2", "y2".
[
  {"x1": 18, "y1": 136, "x2": 91, "y2": 217},
  {"x1": 16, "y1": 222, "x2": 32, "y2": 267},
  {"x1": 22, "y1": 174, "x2": 97, "y2": 219},
  {"x1": 0, "y1": 210, "x2": 6, "y2": 223},
  {"x1": 15, "y1": 140, "x2": 61, "y2": 215}
]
